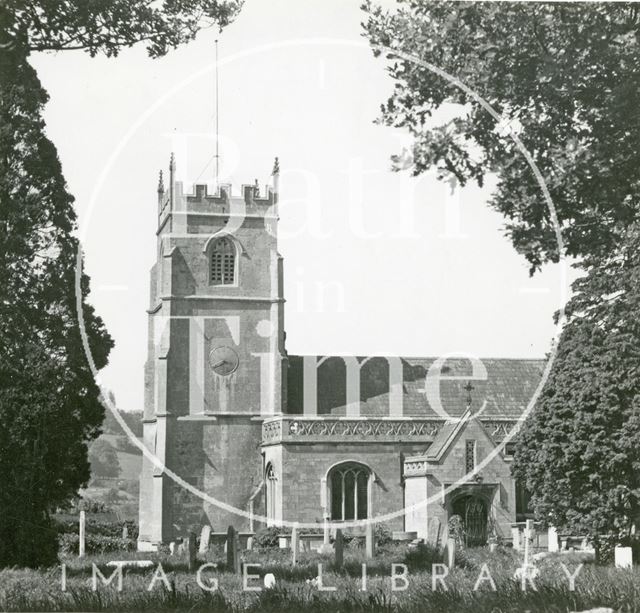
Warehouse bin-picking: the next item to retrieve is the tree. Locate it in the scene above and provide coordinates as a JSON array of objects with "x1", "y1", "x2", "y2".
[
  {"x1": 362, "y1": 1, "x2": 640, "y2": 543},
  {"x1": 0, "y1": 1, "x2": 243, "y2": 568},
  {"x1": 1, "y1": 1, "x2": 242, "y2": 57},
  {"x1": 362, "y1": 1, "x2": 640, "y2": 271},
  {"x1": 89, "y1": 439, "x2": 121, "y2": 481},
  {"x1": 0, "y1": 46, "x2": 113, "y2": 567},
  {"x1": 512, "y1": 224, "x2": 640, "y2": 546}
]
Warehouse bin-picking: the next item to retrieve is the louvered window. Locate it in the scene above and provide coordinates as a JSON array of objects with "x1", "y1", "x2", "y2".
[{"x1": 210, "y1": 237, "x2": 235, "y2": 285}]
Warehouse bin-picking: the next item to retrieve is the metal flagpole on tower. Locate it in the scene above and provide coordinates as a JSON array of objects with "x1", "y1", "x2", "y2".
[{"x1": 214, "y1": 38, "x2": 220, "y2": 186}]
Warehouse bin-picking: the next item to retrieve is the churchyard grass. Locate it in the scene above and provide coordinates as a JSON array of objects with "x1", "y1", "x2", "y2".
[{"x1": 0, "y1": 546, "x2": 638, "y2": 612}]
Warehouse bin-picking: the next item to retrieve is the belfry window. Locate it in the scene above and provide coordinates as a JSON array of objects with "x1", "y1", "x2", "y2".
[
  {"x1": 266, "y1": 463, "x2": 277, "y2": 522},
  {"x1": 210, "y1": 236, "x2": 235, "y2": 285},
  {"x1": 329, "y1": 462, "x2": 369, "y2": 521}
]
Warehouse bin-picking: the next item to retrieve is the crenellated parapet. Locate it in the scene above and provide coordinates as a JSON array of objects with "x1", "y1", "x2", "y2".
[{"x1": 156, "y1": 154, "x2": 279, "y2": 233}]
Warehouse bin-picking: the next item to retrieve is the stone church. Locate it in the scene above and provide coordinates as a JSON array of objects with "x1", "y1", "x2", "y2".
[{"x1": 138, "y1": 156, "x2": 543, "y2": 551}]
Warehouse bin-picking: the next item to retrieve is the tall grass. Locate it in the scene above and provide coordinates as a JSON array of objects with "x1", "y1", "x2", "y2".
[{"x1": 1, "y1": 547, "x2": 638, "y2": 612}]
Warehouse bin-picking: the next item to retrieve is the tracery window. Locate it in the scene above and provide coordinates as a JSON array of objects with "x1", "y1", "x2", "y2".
[
  {"x1": 210, "y1": 236, "x2": 235, "y2": 285},
  {"x1": 329, "y1": 462, "x2": 369, "y2": 521}
]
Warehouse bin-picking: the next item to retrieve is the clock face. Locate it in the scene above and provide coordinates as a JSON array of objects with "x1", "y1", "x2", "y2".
[{"x1": 209, "y1": 346, "x2": 239, "y2": 376}]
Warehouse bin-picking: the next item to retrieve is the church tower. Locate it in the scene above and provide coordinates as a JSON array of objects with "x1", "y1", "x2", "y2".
[{"x1": 138, "y1": 157, "x2": 286, "y2": 550}]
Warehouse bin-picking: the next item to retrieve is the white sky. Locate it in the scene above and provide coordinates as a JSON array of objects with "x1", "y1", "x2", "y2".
[{"x1": 31, "y1": 0, "x2": 571, "y2": 412}]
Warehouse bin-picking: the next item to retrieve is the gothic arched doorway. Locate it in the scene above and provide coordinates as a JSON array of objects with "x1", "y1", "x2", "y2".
[{"x1": 451, "y1": 494, "x2": 488, "y2": 547}]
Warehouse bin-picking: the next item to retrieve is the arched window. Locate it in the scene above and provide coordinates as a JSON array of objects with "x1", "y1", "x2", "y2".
[
  {"x1": 210, "y1": 236, "x2": 236, "y2": 285},
  {"x1": 266, "y1": 463, "x2": 277, "y2": 522},
  {"x1": 329, "y1": 462, "x2": 370, "y2": 521}
]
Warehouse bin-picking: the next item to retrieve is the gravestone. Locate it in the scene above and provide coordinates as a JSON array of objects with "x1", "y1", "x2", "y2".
[
  {"x1": 199, "y1": 525, "x2": 212, "y2": 555},
  {"x1": 188, "y1": 532, "x2": 197, "y2": 571},
  {"x1": 291, "y1": 525, "x2": 299, "y2": 565},
  {"x1": 319, "y1": 517, "x2": 333, "y2": 555},
  {"x1": 445, "y1": 537, "x2": 456, "y2": 568},
  {"x1": 365, "y1": 523, "x2": 374, "y2": 559},
  {"x1": 78, "y1": 510, "x2": 86, "y2": 558},
  {"x1": 427, "y1": 517, "x2": 442, "y2": 549},
  {"x1": 226, "y1": 525, "x2": 240, "y2": 574},
  {"x1": 335, "y1": 529, "x2": 344, "y2": 569},
  {"x1": 547, "y1": 526, "x2": 559, "y2": 552},
  {"x1": 614, "y1": 546, "x2": 633, "y2": 569},
  {"x1": 169, "y1": 541, "x2": 176, "y2": 555},
  {"x1": 523, "y1": 520, "x2": 535, "y2": 568},
  {"x1": 511, "y1": 526, "x2": 521, "y2": 551},
  {"x1": 122, "y1": 524, "x2": 128, "y2": 540}
]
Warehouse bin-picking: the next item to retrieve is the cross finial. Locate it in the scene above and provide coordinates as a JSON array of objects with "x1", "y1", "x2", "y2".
[{"x1": 463, "y1": 381, "x2": 474, "y2": 407}]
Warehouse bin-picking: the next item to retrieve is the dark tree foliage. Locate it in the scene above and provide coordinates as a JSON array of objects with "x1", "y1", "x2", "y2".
[
  {"x1": 0, "y1": 46, "x2": 112, "y2": 567},
  {"x1": 2, "y1": 0, "x2": 243, "y2": 57},
  {"x1": 0, "y1": 0, "x2": 242, "y2": 568},
  {"x1": 512, "y1": 225, "x2": 640, "y2": 541},
  {"x1": 362, "y1": 1, "x2": 640, "y2": 271}
]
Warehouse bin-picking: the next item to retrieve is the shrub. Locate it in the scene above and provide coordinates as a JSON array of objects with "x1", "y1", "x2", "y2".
[
  {"x1": 404, "y1": 542, "x2": 444, "y2": 571},
  {"x1": 58, "y1": 533, "x2": 136, "y2": 556},
  {"x1": 373, "y1": 522, "x2": 392, "y2": 546},
  {"x1": 53, "y1": 517, "x2": 138, "y2": 540},
  {"x1": 253, "y1": 526, "x2": 288, "y2": 549}
]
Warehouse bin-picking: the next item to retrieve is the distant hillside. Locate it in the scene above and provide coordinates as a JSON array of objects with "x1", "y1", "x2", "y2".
[
  {"x1": 89, "y1": 433, "x2": 142, "y2": 482},
  {"x1": 102, "y1": 408, "x2": 143, "y2": 438},
  {"x1": 84, "y1": 422, "x2": 143, "y2": 520}
]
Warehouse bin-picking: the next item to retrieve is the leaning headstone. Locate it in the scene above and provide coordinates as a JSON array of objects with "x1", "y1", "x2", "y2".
[
  {"x1": 548, "y1": 526, "x2": 559, "y2": 553},
  {"x1": 78, "y1": 510, "x2": 86, "y2": 558},
  {"x1": 199, "y1": 525, "x2": 212, "y2": 555},
  {"x1": 614, "y1": 546, "x2": 633, "y2": 569},
  {"x1": 291, "y1": 524, "x2": 299, "y2": 565},
  {"x1": 187, "y1": 532, "x2": 197, "y2": 571},
  {"x1": 334, "y1": 529, "x2": 344, "y2": 569},
  {"x1": 226, "y1": 525, "x2": 239, "y2": 574},
  {"x1": 427, "y1": 517, "x2": 442, "y2": 549},
  {"x1": 445, "y1": 537, "x2": 456, "y2": 568},
  {"x1": 365, "y1": 523, "x2": 375, "y2": 559}
]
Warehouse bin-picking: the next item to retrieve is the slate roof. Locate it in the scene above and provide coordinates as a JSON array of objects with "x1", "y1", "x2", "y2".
[{"x1": 286, "y1": 356, "x2": 545, "y2": 420}]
